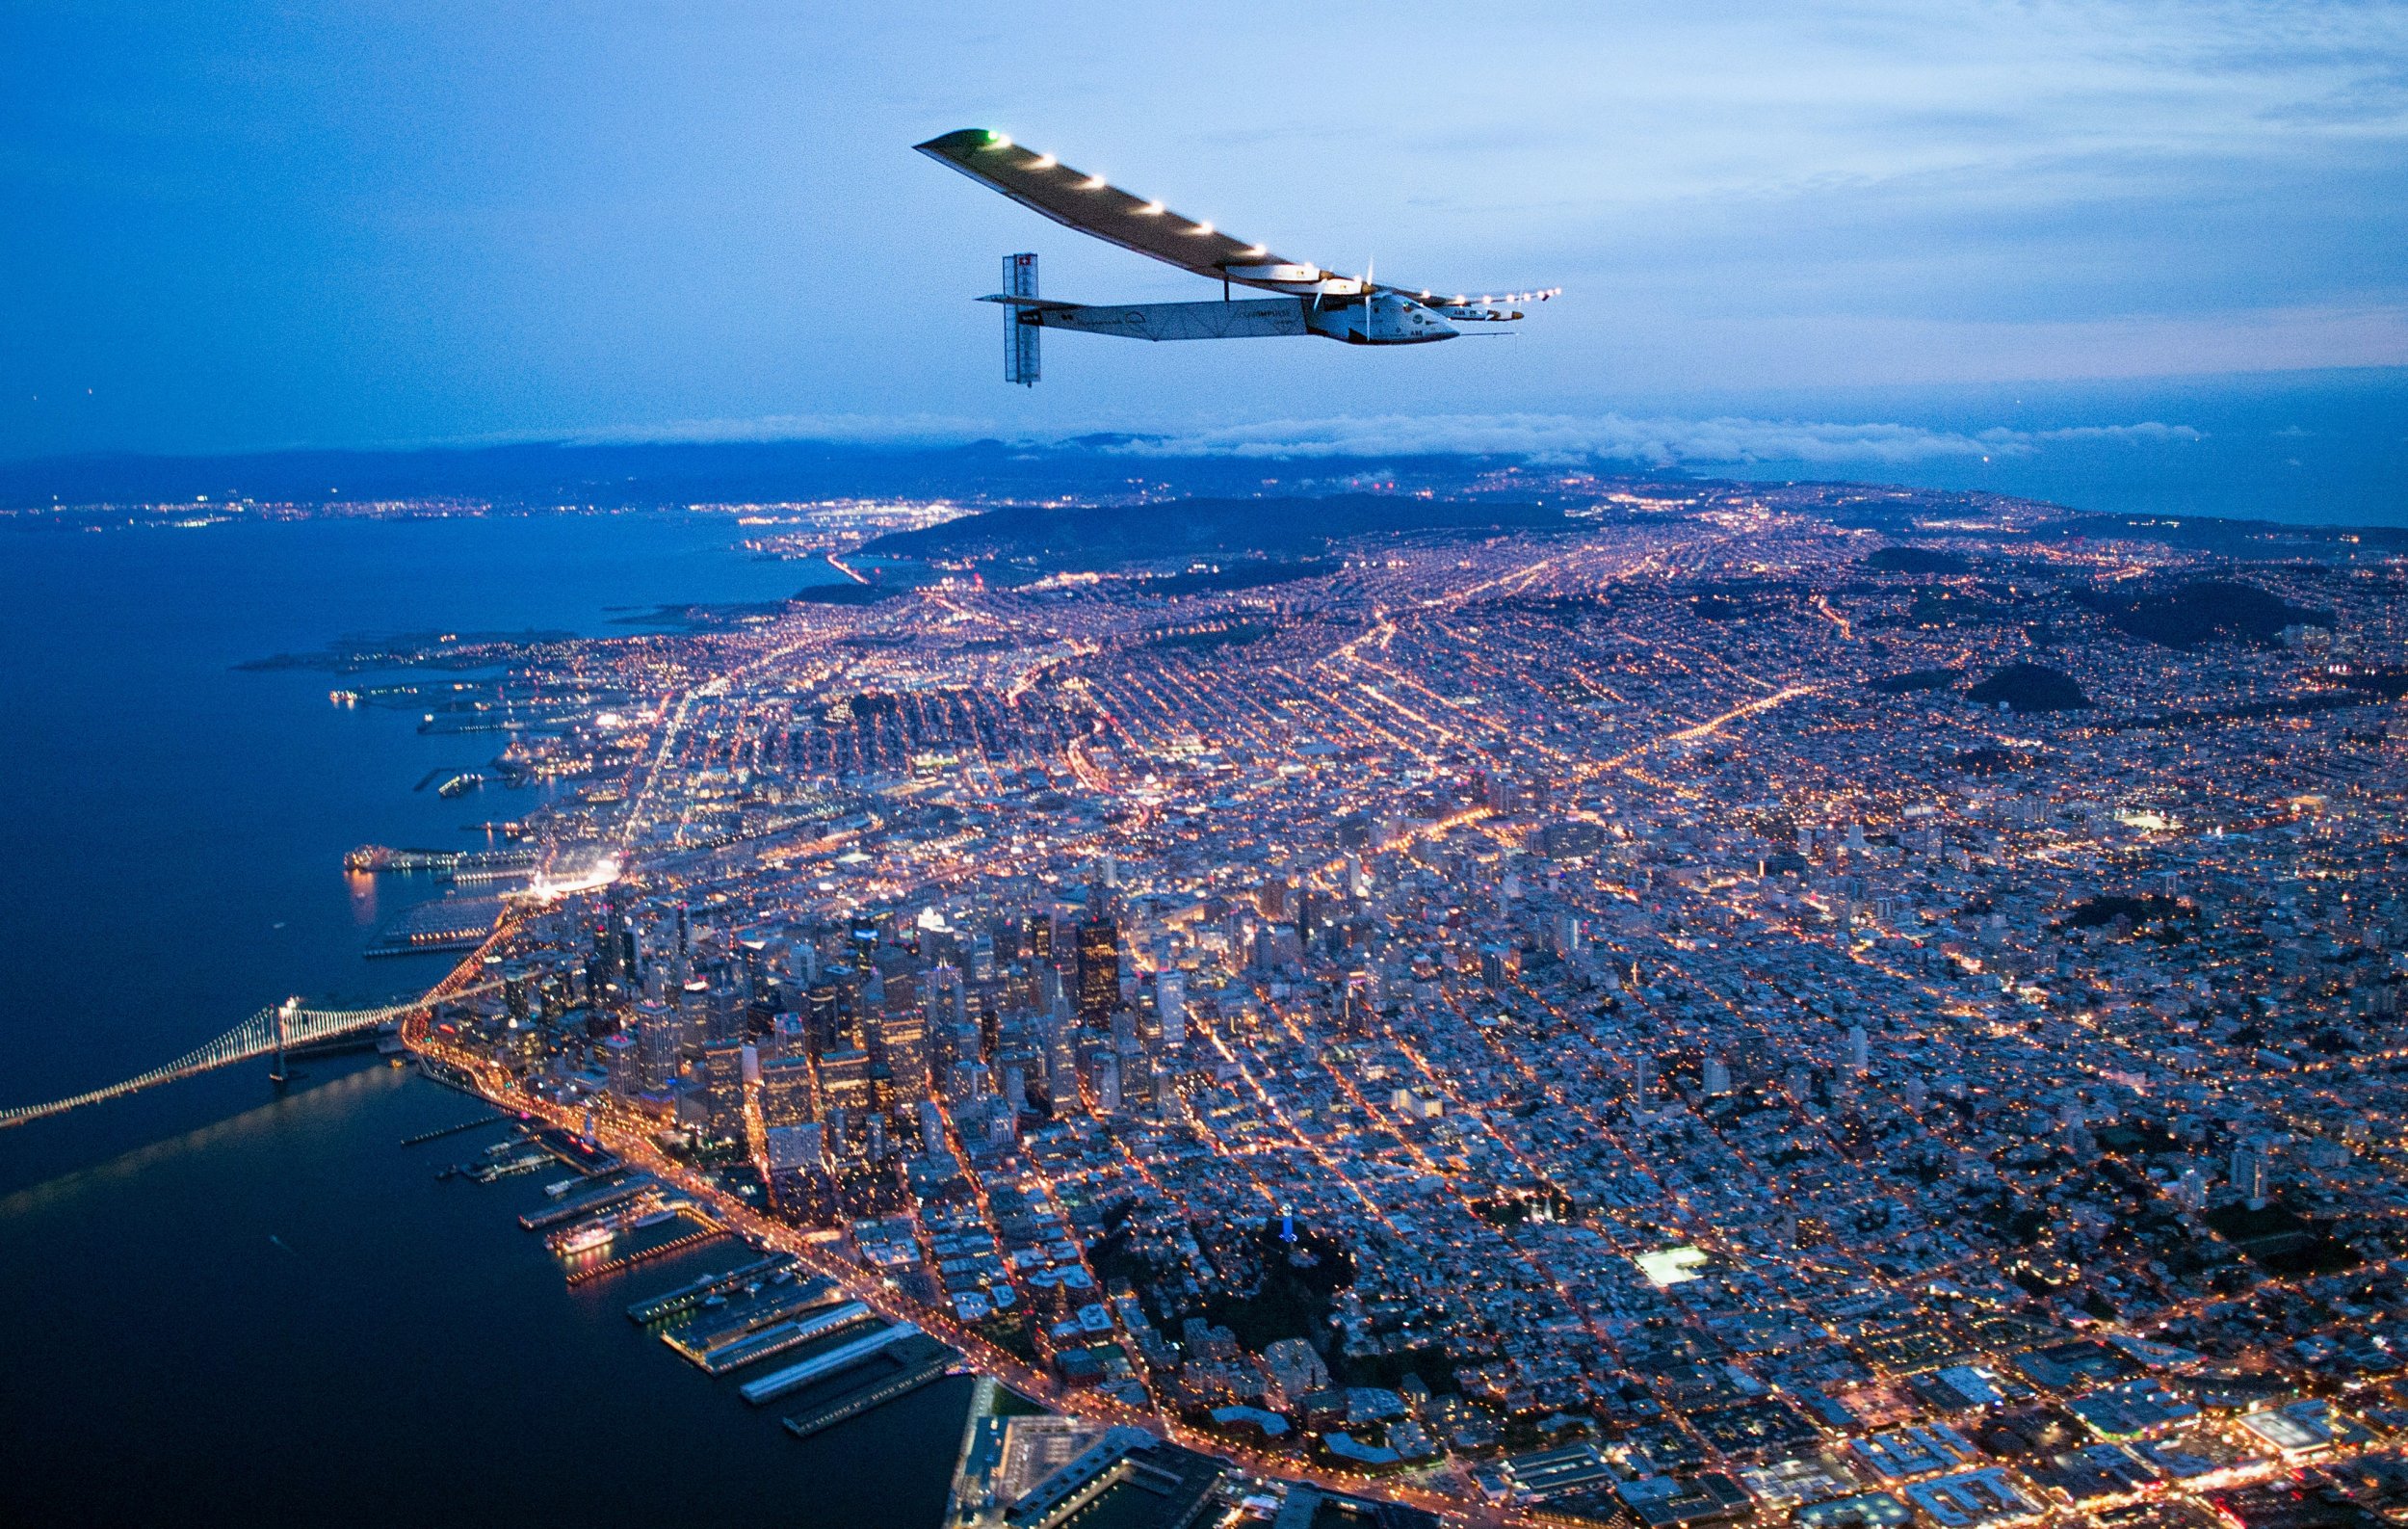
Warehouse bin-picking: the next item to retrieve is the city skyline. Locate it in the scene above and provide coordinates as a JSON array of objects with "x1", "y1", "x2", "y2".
[{"x1": 9, "y1": 479, "x2": 2407, "y2": 1527}]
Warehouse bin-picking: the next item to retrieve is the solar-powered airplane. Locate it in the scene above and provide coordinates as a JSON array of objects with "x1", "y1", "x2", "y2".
[{"x1": 915, "y1": 128, "x2": 1557, "y2": 385}]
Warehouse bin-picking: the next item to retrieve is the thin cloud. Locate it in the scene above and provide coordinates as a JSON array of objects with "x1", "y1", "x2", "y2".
[
  {"x1": 2001, "y1": 422, "x2": 2205, "y2": 444},
  {"x1": 557, "y1": 413, "x2": 997, "y2": 448},
  {"x1": 1096, "y1": 413, "x2": 2205, "y2": 467},
  {"x1": 569, "y1": 409, "x2": 2207, "y2": 469}
]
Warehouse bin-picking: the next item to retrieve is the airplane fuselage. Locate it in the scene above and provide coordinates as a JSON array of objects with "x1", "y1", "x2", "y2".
[
  {"x1": 1015, "y1": 291, "x2": 1457, "y2": 346},
  {"x1": 1309, "y1": 291, "x2": 1459, "y2": 345}
]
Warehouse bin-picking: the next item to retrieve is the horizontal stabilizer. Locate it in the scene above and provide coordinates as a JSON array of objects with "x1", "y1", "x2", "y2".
[{"x1": 979, "y1": 293, "x2": 1082, "y2": 311}]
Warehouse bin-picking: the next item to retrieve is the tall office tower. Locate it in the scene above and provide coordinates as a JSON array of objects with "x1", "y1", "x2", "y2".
[
  {"x1": 1846, "y1": 1023, "x2": 1871, "y2": 1074},
  {"x1": 599, "y1": 1032, "x2": 639, "y2": 1096},
  {"x1": 744, "y1": 984, "x2": 782, "y2": 1042},
  {"x1": 1701, "y1": 1055, "x2": 1731, "y2": 1096},
  {"x1": 1094, "y1": 1050, "x2": 1122, "y2": 1115},
  {"x1": 876, "y1": 957, "x2": 919, "y2": 1030},
  {"x1": 1023, "y1": 911, "x2": 1053, "y2": 962},
  {"x1": 614, "y1": 921, "x2": 641, "y2": 990},
  {"x1": 876, "y1": 1002, "x2": 929, "y2": 1099},
  {"x1": 818, "y1": 1046, "x2": 874, "y2": 1120},
  {"x1": 1077, "y1": 914, "x2": 1120, "y2": 1027},
  {"x1": 970, "y1": 932, "x2": 996, "y2": 981},
  {"x1": 695, "y1": 1041, "x2": 746, "y2": 1143},
  {"x1": 917, "y1": 923, "x2": 956, "y2": 969},
  {"x1": 1341, "y1": 971, "x2": 1376, "y2": 1037},
  {"x1": 1479, "y1": 943, "x2": 1518, "y2": 989},
  {"x1": 1632, "y1": 1052, "x2": 1655, "y2": 1106},
  {"x1": 1002, "y1": 1064, "x2": 1028, "y2": 1117},
  {"x1": 707, "y1": 980, "x2": 745, "y2": 1046},
  {"x1": 764, "y1": 1121, "x2": 823, "y2": 1175},
  {"x1": 589, "y1": 918, "x2": 621, "y2": 989},
  {"x1": 1045, "y1": 1020, "x2": 1078, "y2": 1105},
  {"x1": 946, "y1": 1058, "x2": 987, "y2": 1102},
  {"x1": 917, "y1": 1098, "x2": 946, "y2": 1150},
  {"x1": 1155, "y1": 970, "x2": 1187, "y2": 1048},
  {"x1": 674, "y1": 979, "x2": 712, "y2": 1053},
  {"x1": 759, "y1": 1054, "x2": 815, "y2": 1127},
  {"x1": 633, "y1": 999, "x2": 681, "y2": 1093},
  {"x1": 928, "y1": 962, "x2": 967, "y2": 1028},
  {"x1": 946, "y1": 1020, "x2": 982, "y2": 1071},
  {"x1": 1551, "y1": 908, "x2": 1585, "y2": 960},
  {"x1": 2232, "y1": 1145, "x2": 2269, "y2": 1208},
  {"x1": 803, "y1": 980, "x2": 842, "y2": 1057}
]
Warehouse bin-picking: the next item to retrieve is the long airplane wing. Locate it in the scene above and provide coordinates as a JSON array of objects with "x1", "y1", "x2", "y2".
[{"x1": 914, "y1": 128, "x2": 1348, "y2": 295}]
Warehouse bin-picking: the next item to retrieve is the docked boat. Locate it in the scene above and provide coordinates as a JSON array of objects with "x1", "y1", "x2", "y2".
[{"x1": 554, "y1": 1224, "x2": 615, "y2": 1255}]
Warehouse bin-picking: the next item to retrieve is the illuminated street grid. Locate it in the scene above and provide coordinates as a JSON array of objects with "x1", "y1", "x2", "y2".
[{"x1": 416, "y1": 484, "x2": 2408, "y2": 1526}]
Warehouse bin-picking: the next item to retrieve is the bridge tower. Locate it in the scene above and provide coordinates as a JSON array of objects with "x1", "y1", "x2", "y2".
[{"x1": 269, "y1": 997, "x2": 300, "y2": 1086}]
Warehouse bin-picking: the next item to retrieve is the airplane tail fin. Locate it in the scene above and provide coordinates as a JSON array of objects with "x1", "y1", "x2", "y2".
[{"x1": 1003, "y1": 252, "x2": 1039, "y2": 386}]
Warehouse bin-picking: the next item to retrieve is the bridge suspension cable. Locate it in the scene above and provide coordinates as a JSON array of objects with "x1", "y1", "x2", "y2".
[{"x1": 0, "y1": 980, "x2": 503, "y2": 1130}]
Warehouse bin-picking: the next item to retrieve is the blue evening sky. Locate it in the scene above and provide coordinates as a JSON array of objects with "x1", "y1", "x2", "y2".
[{"x1": 5, "y1": 1, "x2": 2405, "y2": 469}]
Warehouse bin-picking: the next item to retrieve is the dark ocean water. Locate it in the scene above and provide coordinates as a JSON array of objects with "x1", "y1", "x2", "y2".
[{"x1": 0, "y1": 512, "x2": 964, "y2": 1528}]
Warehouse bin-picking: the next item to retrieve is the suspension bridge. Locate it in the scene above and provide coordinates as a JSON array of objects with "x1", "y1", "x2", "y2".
[{"x1": 0, "y1": 977, "x2": 505, "y2": 1130}]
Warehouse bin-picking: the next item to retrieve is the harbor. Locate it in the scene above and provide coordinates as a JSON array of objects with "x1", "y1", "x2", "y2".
[
  {"x1": 737, "y1": 1323, "x2": 922, "y2": 1406},
  {"x1": 783, "y1": 1347, "x2": 960, "y2": 1441},
  {"x1": 623, "y1": 1255, "x2": 796, "y2": 1324},
  {"x1": 671, "y1": 1293, "x2": 869, "y2": 1376},
  {"x1": 516, "y1": 1173, "x2": 651, "y2": 1230},
  {"x1": 416, "y1": 1126, "x2": 988, "y2": 1460},
  {"x1": 367, "y1": 896, "x2": 503, "y2": 957},
  {"x1": 346, "y1": 844, "x2": 540, "y2": 883},
  {"x1": 563, "y1": 1223, "x2": 725, "y2": 1285}
]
